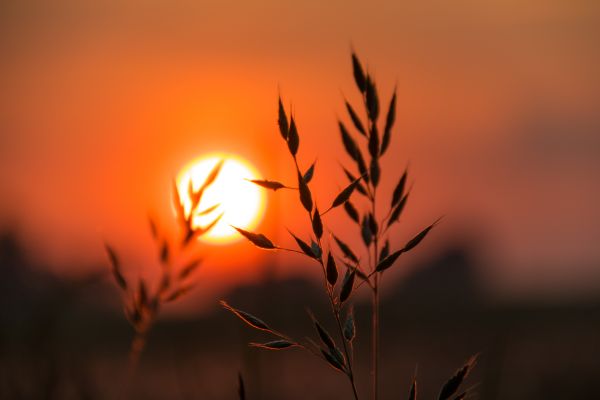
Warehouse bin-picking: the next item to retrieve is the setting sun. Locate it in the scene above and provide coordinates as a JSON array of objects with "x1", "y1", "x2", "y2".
[{"x1": 177, "y1": 153, "x2": 266, "y2": 244}]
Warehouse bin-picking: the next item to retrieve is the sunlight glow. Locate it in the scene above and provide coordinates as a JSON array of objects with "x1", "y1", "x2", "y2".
[{"x1": 177, "y1": 153, "x2": 266, "y2": 244}]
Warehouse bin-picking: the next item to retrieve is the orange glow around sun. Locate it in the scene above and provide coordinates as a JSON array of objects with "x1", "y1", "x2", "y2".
[{"x1": 177, "y1": 153, "x2": 266, "y2": 244}]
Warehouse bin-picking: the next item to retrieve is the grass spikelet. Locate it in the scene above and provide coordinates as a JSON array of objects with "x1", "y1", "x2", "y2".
[
  {"x1": 361, "y1": 216, "x2": 372, "y2": 246},
  {"x1": 203, "y1": 211, "x2": 225, "y2": 233},
  {"x1": 438, "y1": 355, "x2": 478, "y2": 400},
  {"x1": 339, "y1": 269, "x2": 355, "y2": 303},
  {"x1": 164, "y1": 284, "x2": 194, "y2": 302},
  {"x1": 158, "y1": 273, "x2": 170, "y2": 294},
  {"x1": 196, "y1": 203, "x2": 220, "y2": 216},
  {"x1": 159, "y1": 239, "x2": 169, "y2": 264},
  {"x1": 339, "y1": 121, "x2": 359, "y2": 161},
  {"x1": 232, "y1": 226, "x2": 276, "y2": 249},
  {"x1": 403, "y1": 218, "x2": 443, "y2": 253},
  {"x1": 288, "y1": 230, "x2": 317, "y2": 259},
  {"x1": 248, "y1": 179, "x2": 287, "y2": 191},
  {"x1": 238, "y1": 372, "x2": 246, "y2": 400},
  {"x1": 278, "y1": 97, "x2": 288, "y2": 140},
  {"x1": 342, "y1": 167, "x2": 368, "y2": 197},
  {"x1": 104, "y1": 243, "x2": 127, "y2": 291},
  {"x1": 331, "y1": 176, "x2": 362, "y2": 209},
  {"x1": 311, "y1": 315, "x2": 336, "y2": 352},
  {"x1": 148, "y1": 216, "x2": 158, "y2": 240},
  {"x1": 326, "y1": 252, "x2": 338, "y2": 286},
  {"x1": 367, "y1": 213, "x2": 378, "y2": 236},
  {"x1": 321, "y1": 348, "x2": 346, "y2": 373},
  {"x1": 365, "y1": 76, "x2": 379, "y2": 121},
  {"x1": 351, "y1": 52, "x2": 366, "y2": 93},
  {"x1": 188, "y1": 178, "x2": 202, "y2": 211},
  {"x1": 391, "y1": 168, "x2": 408, "y2": 208},
  {"x1": 345, "y1": 261, "x2": 370, "y2": 283},
  {"x1": 220, "y1": 301, "x2": 272, "y2": 332},
  {"x1": 409, "y1": 378, "x2": 417, "y2": 400},
  {"x1": 375, "y1": 249, "x2": 403, "y2": 272},
  {"x1": 297, "y1": 170, "x2": 313, "y2": 212},
  {"x1": 303, "y1": 160, "x2": 316, "y2": 183},
  {"x1": 343, "y1": 200, "x2": 360, "y2": 223},
  {"x1": 379, "y1": 239, "x2": 389, "y2": 261},
  {"x1": 199, "y1": 159, "x2": 224, "y2": 193},
  {"x1": 287, "y1": 116, "x2": 299, "y2": 156},
  {"x1": 343, "y1": 307, "x2": 355, "y2": 342},
  {"x1": 250, "y1": 340, "x2": 296, "y2": 350},
  {"x1": 315, "y1": 321, "x2": 336, "y2": 351},
  {"x1": 381, "y1": 89, "x2": 396, "y2": 155},
  {"x1": 312, "y1": 207, "x2": 323, "y2": 239},
  {"x1": 368, "y1": 123, "x2": 379, "y2": 158},
  {"x1": 369, "y1": 156, "x2": 380, "y2": 187},
  {"x1": 137, "y1": 279, "x2": 148, "y2": 310},
  {"x1": 178, "y1": 258, "x2": 202, "y2": 280},
  {"x1": 172, "y1": 179, "x2": 190, "y2": 239},
  {"x1": 355, "y1": 147, "x2": 369, "y2": 184},
  {"x1": 345, "y1": 100, "x2": 366, "y2": 136},
  {"x1": 333, "y1": 234, "x2": 359, "y2": 264},
  {"x1": 310, "y1": 240, "x2": 322, "y2": 259},
  {"x1": 387, "y1": 192, "x2": 410, "y2": 229}
]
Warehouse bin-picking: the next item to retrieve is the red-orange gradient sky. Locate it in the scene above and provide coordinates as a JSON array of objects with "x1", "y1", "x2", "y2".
[{"x1": 1, "y1": 0, "x2": 599, "y2": 306}]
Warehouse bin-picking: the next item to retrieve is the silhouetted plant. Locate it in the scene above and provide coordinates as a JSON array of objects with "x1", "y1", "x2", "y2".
[
  {"x1": 104, "y1": 161, "x2": 224, "y2": 376},
  {"x1": 238, "y1": 371, "x2": 246, "y2": 400},
  {"x1": 222, "y1": 52, "x2": 477, "y2": 400}
]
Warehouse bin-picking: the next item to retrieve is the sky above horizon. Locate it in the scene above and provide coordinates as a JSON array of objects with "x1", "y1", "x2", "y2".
[{"x1": 1, "y1": 0, "x2": 599, "y2": 305}]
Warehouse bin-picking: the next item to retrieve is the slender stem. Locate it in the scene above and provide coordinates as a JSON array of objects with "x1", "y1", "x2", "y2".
[
  {"x1": 120, "y1": 326, "x2": 149, "y2": 400},
  {"x1": 370, "y1": 189, "x2": 380, "y2": 400},
  {"x1": 366, "y1": 240, "x2": 372, "y2": 273},
  {"x1": 320, "y1": 236, "x2": 359, "y2": 400},
  {"x1": 333, "y1": 308, "x2": 360, "y2": 400},
  {"x1": 128, "y1": 330, "x2": 147, "y2": 377},
  {"x1": 362, "y1": 79, "x2": 382, "y2": 400},
  {"x1": 294, "y1": 152, "x2": 359, "y2": 400},
  {"x1": 276, "y1": 246, "x2": 308, "y2": 256},
  {"x1": 371, "y1": 274, "x2": 379, "y2": 400}
]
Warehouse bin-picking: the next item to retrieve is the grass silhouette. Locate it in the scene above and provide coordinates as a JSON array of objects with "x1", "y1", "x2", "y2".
[
  {"x1": 223, "y1": 51, "x2": 477, "y2": 400},
  {"x1": 104, "y1": 161, "x2": 224, "y2": 394}
]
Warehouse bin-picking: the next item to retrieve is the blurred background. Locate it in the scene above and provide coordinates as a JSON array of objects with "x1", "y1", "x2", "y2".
[{"x1": 1, "y1": 0, "x2": 599, "y2": 398}]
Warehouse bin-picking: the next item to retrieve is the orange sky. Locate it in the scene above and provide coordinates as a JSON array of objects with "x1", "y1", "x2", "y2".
[{"x1": 1, "y1": 0, "x2": 599, "y2": 304}]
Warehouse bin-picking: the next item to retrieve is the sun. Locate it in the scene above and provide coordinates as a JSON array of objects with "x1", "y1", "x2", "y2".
[{"x1": 176, "y1": 153, "x2": 266, "y2": 244}]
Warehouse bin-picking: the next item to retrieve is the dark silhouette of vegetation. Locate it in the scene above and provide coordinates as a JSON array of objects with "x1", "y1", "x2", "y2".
[
  {"x1": 105, "y1": 161, "x2": 224, "y2": 390},
  {"x1": 222, "y1": 51, "x2": 477, "y2": 399}
]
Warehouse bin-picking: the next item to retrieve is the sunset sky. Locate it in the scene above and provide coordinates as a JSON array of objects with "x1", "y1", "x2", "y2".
[{"x1": 1, "y1": 0, "x2": 599, "y2": 306}]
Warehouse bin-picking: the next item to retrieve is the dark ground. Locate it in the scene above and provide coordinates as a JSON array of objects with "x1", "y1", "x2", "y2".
[{"x1": 1, "y1": 231, "x2": 599, "y2": 399}]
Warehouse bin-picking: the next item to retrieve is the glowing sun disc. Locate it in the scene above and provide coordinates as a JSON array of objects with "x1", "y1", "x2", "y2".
[{"x1": 177, "y1": 153, "x2": 266, "y2": 244}]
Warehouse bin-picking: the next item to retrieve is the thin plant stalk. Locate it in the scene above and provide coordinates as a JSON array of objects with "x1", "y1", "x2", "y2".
[
  {"x1": 125, "y1": 326, "x2": 151, "y2": 390},
  {"x1": 363, "y1": 77, "x2": 381, "y2": 400},
  {"x1": 369, "y1": 183, "x2": 381, "y2": 400},
  {"x1": 225, "y1": 51, "x2": 455, "y2": 400},
  {"x1": 371, "y1": 273, "x2": 379, "y2": 400},
  {"x1": 333, "y1": 306, "x2": 359, "y2": 400},
  {"x1": 370, "y1": 220, "x2": 380, "y2": 400},
  {"x1": 296, "y1": 155, "x2": 360, "y2": 400},
  {"x1": 106, "y1": 161, "x2": 225, "y2": 397}
]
